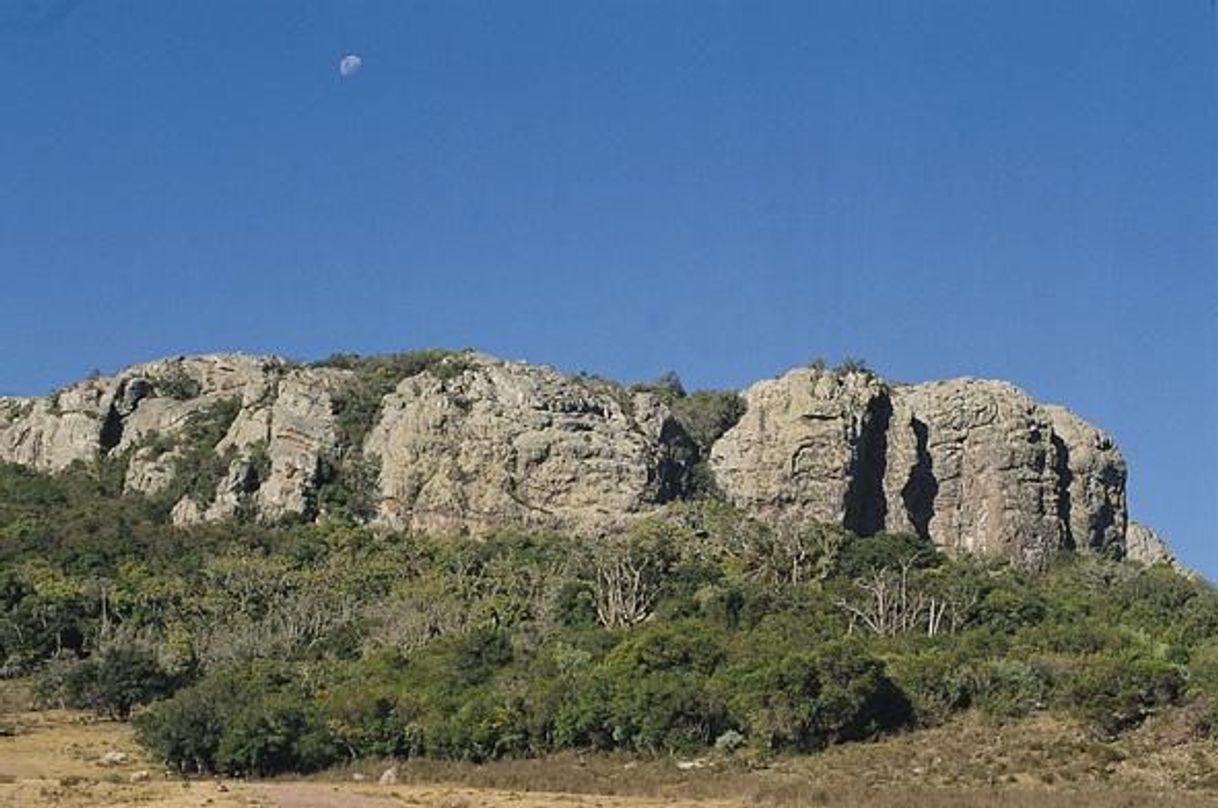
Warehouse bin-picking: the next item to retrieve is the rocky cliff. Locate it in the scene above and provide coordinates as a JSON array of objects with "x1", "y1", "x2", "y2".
[
  {"x1": 0, "y1": 351, "x2": 1171, "y2": 569},
  {"x1": 710, "y1": 369, "x2": 1130, "y2": 569}
]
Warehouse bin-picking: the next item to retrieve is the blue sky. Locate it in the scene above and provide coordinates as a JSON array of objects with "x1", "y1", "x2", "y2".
[{"x1": 1, "y1": 2, "x2": 1214, "y2": 574}]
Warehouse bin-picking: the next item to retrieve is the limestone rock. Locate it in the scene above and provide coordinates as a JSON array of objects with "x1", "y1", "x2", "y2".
[
  {"x1": 1125, "y1": 521, "x2": 1176, "y2": 566},
  {"x1": 1042, "y1": 405, "x2": 1127, "y2": 554},
  {"x1": 170, "y1": 496, "x2": 204, "y2": 527},
  {"x1": 124, "y1": 446, "x2": 182, "y2": 495},
  {"x1": 709, "y1": 368, "x2": 888, "y2": 530},
  {"x1": 884, "y1": 380, "x2": 1063, "y2": 567},
  {"x1": 254, "y1": 369, "x2": 346, "y2": 520},
  {"x1": 366, "y1": 355, "x2": 690, "y2": 535},
  {"x1": 99, "y1": 750, "x2": 128, "y2": 766},
  {"x1": 0, "y1": 354, "x2": 352, "y2": 523},
  {"x1": 712, "y1": 371, "x2": 1140, "y2": 569},
  {"x1": 0, "y1": 350, "x2": 1171, "y2": 569},
  {"x1": 204, "y1": 459, "x2": 257, "y2": 521},
  {"x1": 0, "y1": 385, "x2": 109, "y2": 472}
]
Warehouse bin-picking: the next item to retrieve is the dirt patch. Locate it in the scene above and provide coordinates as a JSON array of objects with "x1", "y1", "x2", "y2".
[
  {"x1": 257, "y1": 782, "x2": 732, "y2": 807},
  {"x1": 4, "y1": 702, "x2": 1218, "y2": 808}
]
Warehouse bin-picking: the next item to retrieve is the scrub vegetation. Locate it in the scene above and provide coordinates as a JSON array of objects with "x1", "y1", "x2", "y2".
[{"x1": 0, "y1": 462, "x2": 1215, "y2": 782}]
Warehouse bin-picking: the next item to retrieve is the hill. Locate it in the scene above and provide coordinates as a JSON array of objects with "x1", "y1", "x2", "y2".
[{"x1": 1, "y1": 349, "x2": 1213, "y2": 796}]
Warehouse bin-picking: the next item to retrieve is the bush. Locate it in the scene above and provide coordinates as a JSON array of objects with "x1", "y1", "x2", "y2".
[
  {"x1": 627, "y1": 379, "x2": 746, "y2": 500},
  {"x1": 717, "y1": 640, "x2": 911, "y2": 751},
  {"x1": 214, "y1": 689, "x2": 337, "y2": 775},
  {"x1": 1188, "y1": 638, "x2": 1218, "y2": 698},
  {"x1": 586, "y1": 621, "x2": 730, "y2": 753},
  {"x1": 971, "y1": 658, "x2": 1049, "y2": 719},
  {"x1": 886, "y1": 651, "x2": 974, "y2": 726},
  {"x1": 1062, "y1": 655, "x2": 1185, "y2": 738},
  {"x1": 151, "y1": 366, "x2": 202, "y2": 401},
  {"x1": 134, "y1": 677, "x2": 228, "y2": 773},
  {"x1": 33, "y1": 644, "x2": 178, "y2": 719},
  {"x1": 832, "y1": 532, "x2": 940, "y2": 580},
  {"x1": 134, "y1": 662, "x2": 336, "y2": 775}
]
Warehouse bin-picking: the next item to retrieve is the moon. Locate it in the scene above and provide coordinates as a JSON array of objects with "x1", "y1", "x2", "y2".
[{"x1": 339, "y1": 54, "x2": 363, "y2": 78}]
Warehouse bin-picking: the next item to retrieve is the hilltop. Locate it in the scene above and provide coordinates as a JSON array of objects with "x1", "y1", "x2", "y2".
[{"x1": 0, "y1": 349, "x2": 1173, "y2": 568}]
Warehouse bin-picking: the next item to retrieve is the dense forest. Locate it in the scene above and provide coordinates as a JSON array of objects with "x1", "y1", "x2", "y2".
[{"x1": 1, "y1": 458, "x2": 1216, "y2": 777}]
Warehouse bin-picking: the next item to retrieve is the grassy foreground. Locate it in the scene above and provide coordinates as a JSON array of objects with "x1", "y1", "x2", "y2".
[{"x1": 4, "y1": 681, "x2": 1218, "y2": 807}]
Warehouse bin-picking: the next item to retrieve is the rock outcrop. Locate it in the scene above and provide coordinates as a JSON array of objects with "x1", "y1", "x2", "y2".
[
  {"x1": 0, "y1": 354, "x2": 347, "y2": 525},
  {"x1": 0, "y1": 351, "x2": 1171, "y2": 568},
  {"x1": 1125, "y1": 521, "x2": 1177, "y2": 567},
  {"x1": 1042, "y1": 405, "x2": 1127, "y2": 554},
  {"x1": 365, "y1": 355, "x2": 690, "y2": 535},
  {"x1": 711, "y1": 368, "x2": 1147, "y2": 569},
  {"x1": 706, "y1": 368, "x2": 888, "y2": 530},
  {"x1": 0, "y1": 351, "x2": 692, "y2": 536}
]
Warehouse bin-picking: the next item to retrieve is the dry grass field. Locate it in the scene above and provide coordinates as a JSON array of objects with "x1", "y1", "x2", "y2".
[{"x1": 4, "y1": 680, "x2": 1218, "y2": 807}]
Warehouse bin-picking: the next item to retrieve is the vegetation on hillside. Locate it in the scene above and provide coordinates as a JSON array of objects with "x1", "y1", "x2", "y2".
[
  {"x1": 632, "y1": 372, "x2": 747, "y2": 498},
  {"x1": 309, "y1": 349, "x2": 477, "y2": 521},
  {"x1": 0, "y1": 462, "x2": 1215, "y2": 777}
]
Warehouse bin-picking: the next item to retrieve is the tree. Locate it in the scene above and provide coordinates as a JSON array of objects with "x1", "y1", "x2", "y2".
[{"x1": 589, "y1": 532, "x2": 673, "y2": 629}]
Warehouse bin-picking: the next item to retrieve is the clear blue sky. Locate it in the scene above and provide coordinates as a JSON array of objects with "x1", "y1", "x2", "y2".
[{"x1": 1, "y1": 2, "x2": 1215, "y2": 574}]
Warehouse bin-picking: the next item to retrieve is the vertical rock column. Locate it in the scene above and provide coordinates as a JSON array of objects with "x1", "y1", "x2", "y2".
[{"x1": 709, "y1": 368, "x2": 889, "y2": 528}]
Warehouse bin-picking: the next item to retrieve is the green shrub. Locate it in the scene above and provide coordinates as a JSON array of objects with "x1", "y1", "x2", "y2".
[
  {"x1": 151, "y1": 366, "x2": 202, "y2": 401},
  {"x1": 315, "y1": 453, "x2": 379, "y2": 522},
  {"x1": 669, "y1": 391, "x2": 747, "y2": 455},
  {"x1": 134, "y1": 662, "x2": 335, "y2": 775},
  {"x1": 1062, "y1": 655, "x2": 1185, "y2": 738},
  {"x1": 886, "y1": 651, "x2": 975, "y2": 726},
  {"x1": 717, "y1": 640, "x2": 911, "y2": 751},
  {"x1": 833, "y1": 356, "x2": 871, "y2": 375},
  {"x1": 971, "y1": 658, "x2": 1049, "y2": 719},
  {"x1": 628, "y1": 377, "x2": 746, "y2": 500},
  {"x1": 580, "y1": 621, "x2": 731, "y2": 753},
  {"x1": 832, "y1": 531, "x2": 940, "y2": 579},
  {"x1": 977, "y1": 583, "x2": 1049, "y2": 633},
  {"x1": 214, "y1": 689, "x2": 337, "y2": 775},
  {"x1": 1188, "y1": 638, "x2": 1218, "y2": 697}
]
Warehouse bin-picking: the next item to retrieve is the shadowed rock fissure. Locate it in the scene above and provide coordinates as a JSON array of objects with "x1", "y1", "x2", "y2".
[
  {"x1": 1051, "y1": 433, "x2": 1075, "y2": 551},
  {"x1": 900, "y1": 417, "x2": 937, "y2": 541},
  {"x1": 843, "y1": 392, "x2": 891, "y2": 536},
  {"x1": 98, "y1": 406, "x2": 124, "y2": 452},
  {"x1": 655, "y1": 417, "x2": 698, "y2": 502}
]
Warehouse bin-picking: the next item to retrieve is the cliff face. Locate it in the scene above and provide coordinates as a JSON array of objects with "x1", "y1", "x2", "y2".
[
  {"x1": 711, "y1": 369, "x2": 1132, "y2": 569},
  {"x1": 0, "y1": 355, "x2": 349, "y2": 523},
  {"x1": 364, "y1": 355, "x2": 691, "y2": 535},
  {"x1": 0, "y1": 352, "x2": 692, "y2": 535},
  {"x1": 0, "y1": 352, "x2": 1168, "y2": 568}
]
